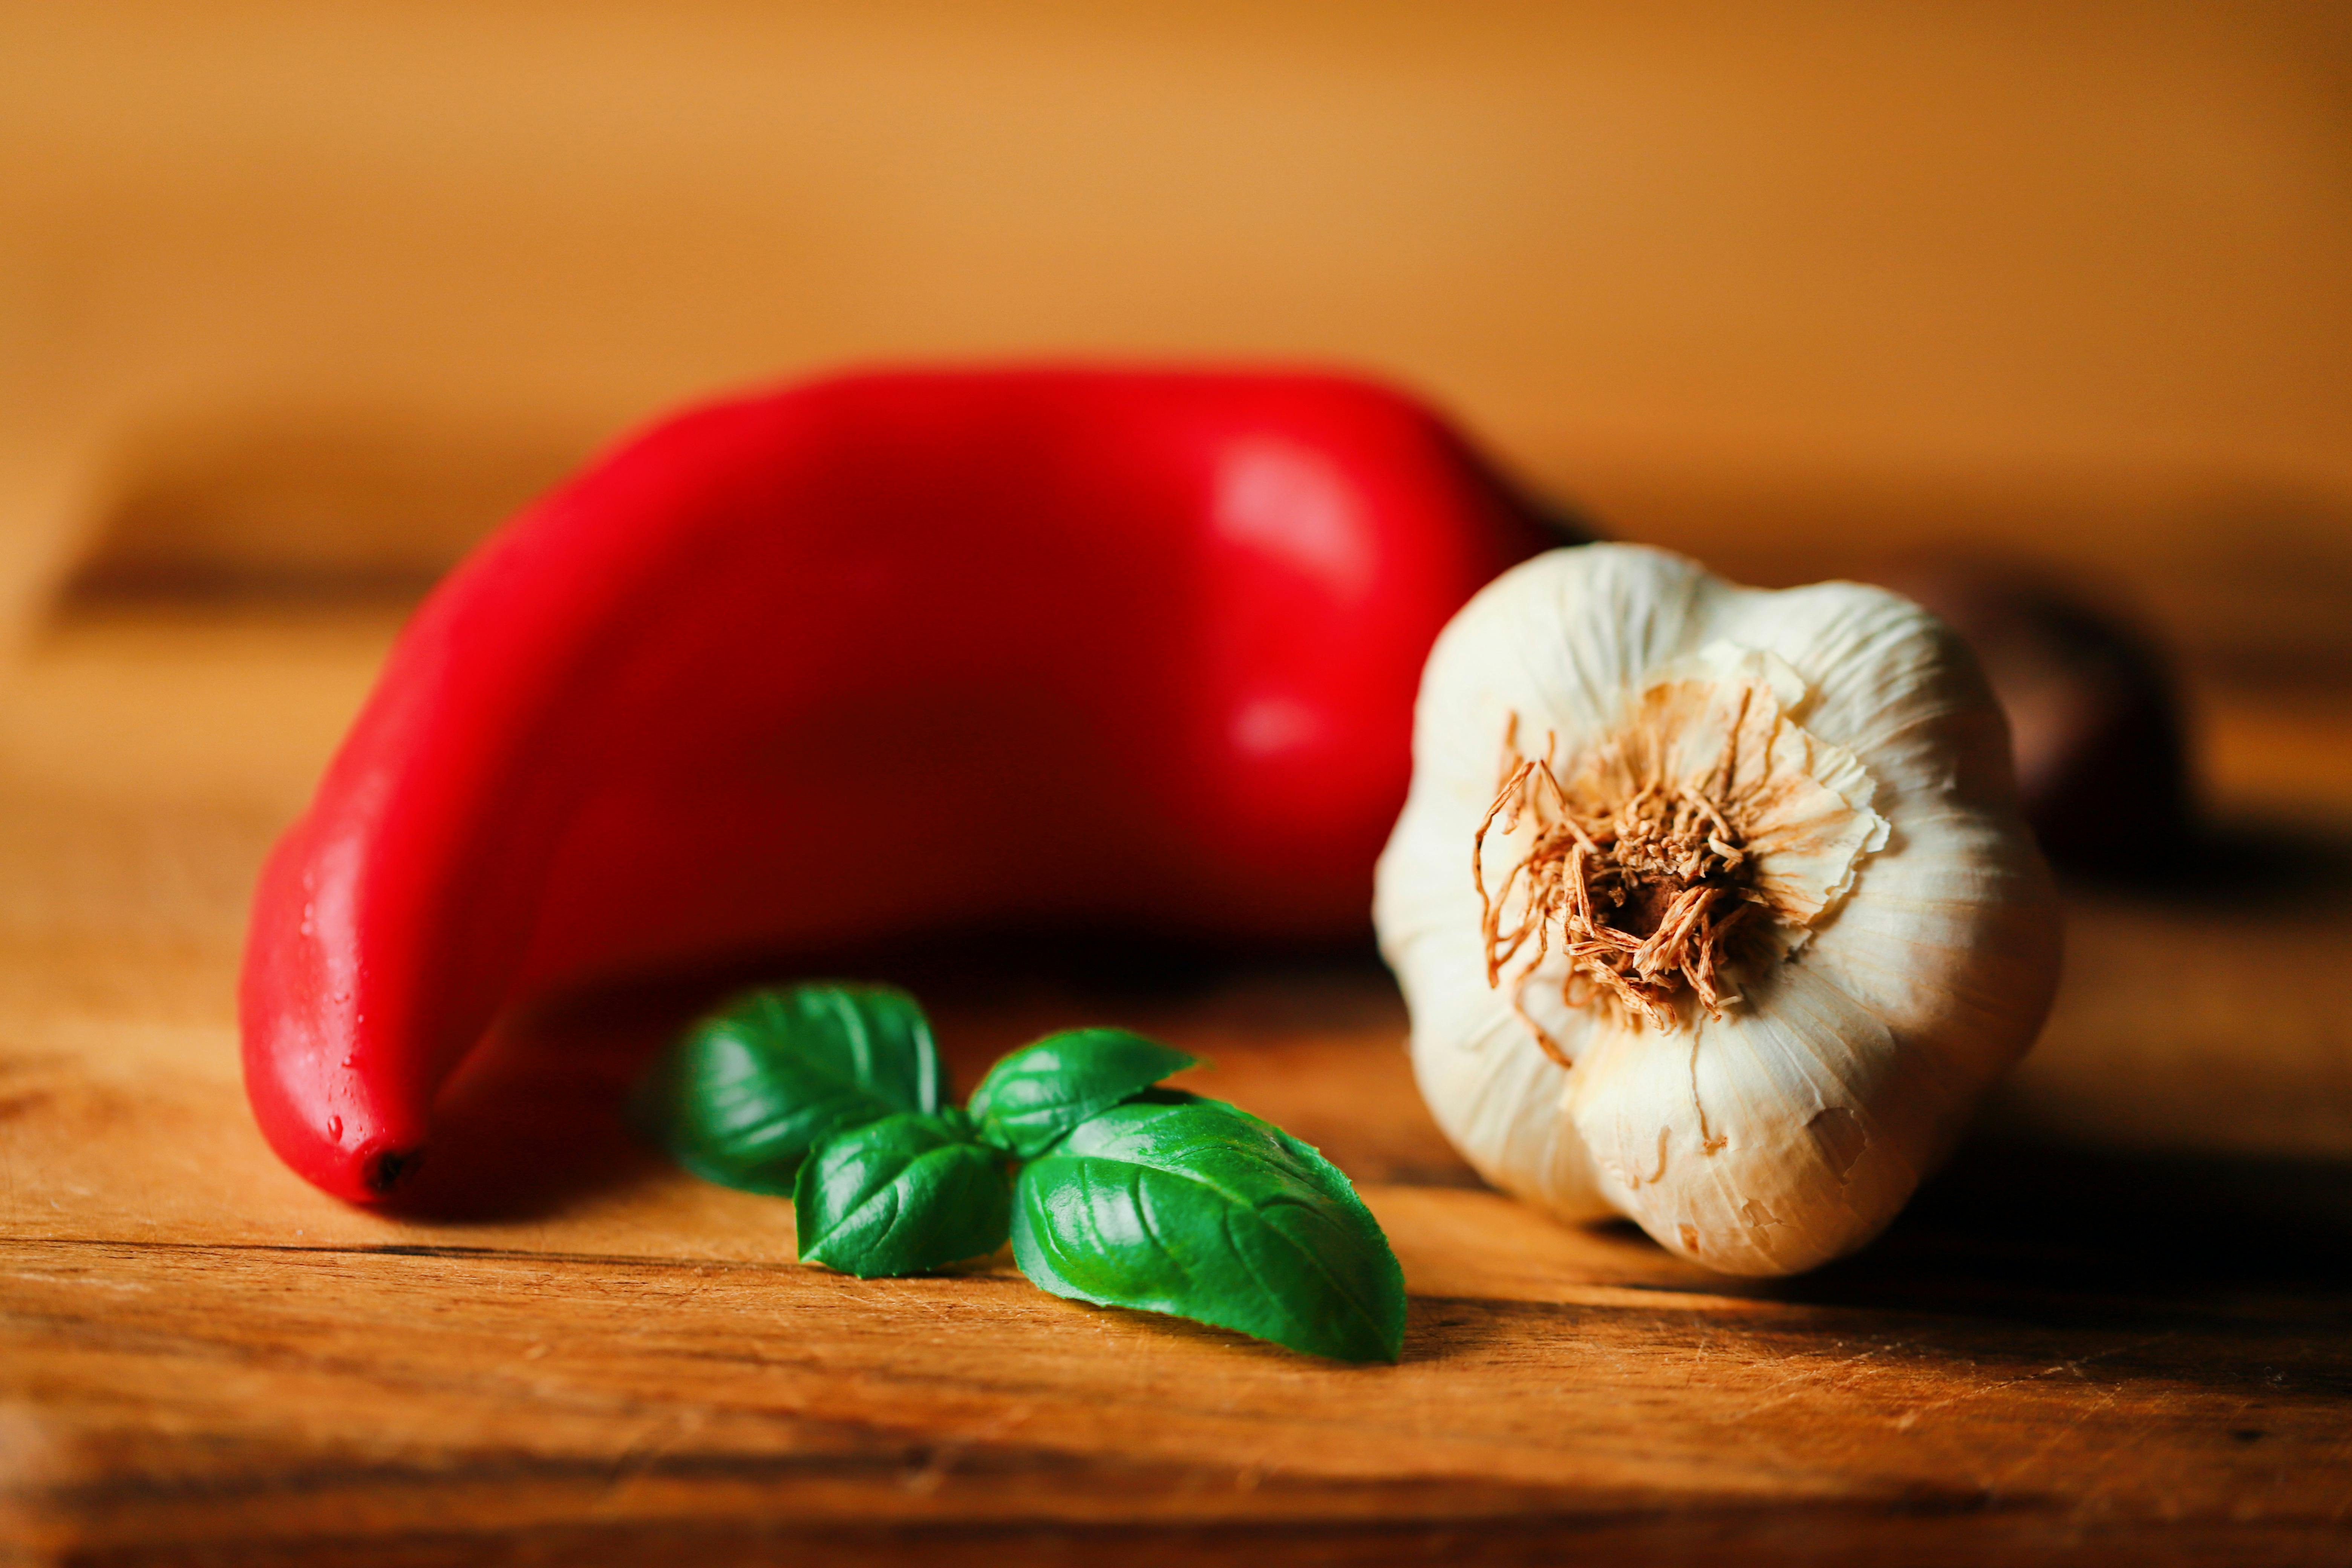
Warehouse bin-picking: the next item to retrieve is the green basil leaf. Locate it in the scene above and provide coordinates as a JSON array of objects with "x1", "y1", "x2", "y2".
[
  {"x1": 1009, "y1": 1093, "x2": 1405, "y2": 1363},
  {"x1": 967, "y1": 1028, "x2": 1199, "y2": 1157},
  {"x1": 629, "y1": 982, "x2": 942, "y2": 1194},
  {"x1": 795, "y1": 1111, "x2": 1012, "y2": 1278}
]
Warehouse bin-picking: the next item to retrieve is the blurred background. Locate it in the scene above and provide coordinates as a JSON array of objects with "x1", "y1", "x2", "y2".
[
  {"x1": 9, "y1": 1, "x2": 2352, "y2": 820},
  {"x1": 3, "y1": 1, "x2": 2350, "y2": 1155}
]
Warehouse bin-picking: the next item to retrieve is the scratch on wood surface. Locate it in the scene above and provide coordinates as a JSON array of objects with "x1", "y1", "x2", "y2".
[
  {"x1": 1994, "y1": 1378, "x2": 2125, "y2": 1504},
  {"x1": 1875, "y1": 1332, "x2": 2184, "y2": 1443},
  {"x1": 900, "y1": 1441, "x2": 965, "y2": 1495},
  {"x1": 1890, "y1": 1365, "x2": 2045, "y2": 1430},
  {"x1": 874, "y1": 1278, "x2": 954, "y2": 1325},
  {"x1": 1736, "y1": 1342, "x2": 1894, "y2": 1420},
  {"x1": 591, "y1": 1404, "x2": 713, "y2": 1513},
  {"x1": 5, "y1": 1269, "x2": 148, "y2": 1295},
  {"x1": 1970, "y1": 1337, "x2": 2182, "y2": 1499},
  {"x1": 966, "y1": 1398, "x2": 1040, "y2": 1446}
]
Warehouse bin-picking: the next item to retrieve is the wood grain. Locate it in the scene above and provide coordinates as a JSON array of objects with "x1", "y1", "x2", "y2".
[{"x1": 1, "y1": 606, "x2": 2349, "y2": 1565}]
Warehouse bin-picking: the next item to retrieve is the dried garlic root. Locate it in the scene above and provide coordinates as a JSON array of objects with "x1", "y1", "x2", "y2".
[{"x1": 1375, "y1": 545, "x2": 2062, "y2": 1276}]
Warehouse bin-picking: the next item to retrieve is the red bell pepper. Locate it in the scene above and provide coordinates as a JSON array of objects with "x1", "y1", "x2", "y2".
[{"x1": 241, "y1": 368, "x2": 1555, "y2": 1202}]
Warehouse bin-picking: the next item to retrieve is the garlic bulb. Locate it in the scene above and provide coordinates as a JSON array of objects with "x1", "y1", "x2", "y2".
[{"x1": 1375, "y1": 545, "x2": 2061, "y2": 1276}]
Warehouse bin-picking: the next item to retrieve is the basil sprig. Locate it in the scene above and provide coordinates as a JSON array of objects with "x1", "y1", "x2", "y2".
[{"x1": 633, "y1": 985, "x2": 1406, "y2": 1363}]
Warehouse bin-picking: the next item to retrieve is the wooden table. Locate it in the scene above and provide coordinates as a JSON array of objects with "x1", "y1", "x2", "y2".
[{"x1": 2, "y1": 603, "x2": 2349, "y2": 1565}]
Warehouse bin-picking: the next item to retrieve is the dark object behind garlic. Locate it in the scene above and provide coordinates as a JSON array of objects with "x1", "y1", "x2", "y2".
[{"x1": 1872, "y1": 559, "x2": 2194, "y2": 881}]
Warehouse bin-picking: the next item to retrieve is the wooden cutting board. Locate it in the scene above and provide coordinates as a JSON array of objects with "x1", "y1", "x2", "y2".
[{"x1": 2, "y1": 604, "x2": 2348, "y2": 1565}]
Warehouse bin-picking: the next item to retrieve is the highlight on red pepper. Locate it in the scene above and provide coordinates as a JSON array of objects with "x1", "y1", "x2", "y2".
[{"x1": 240, "y1": 368, "x2": 1558, "y2": 1204}]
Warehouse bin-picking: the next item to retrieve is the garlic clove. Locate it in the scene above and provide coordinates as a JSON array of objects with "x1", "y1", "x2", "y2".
[
  {"x1": 1380, "y1": 783, "x2": 1617, "y2": 1221},
  {"x1": 1568, "y1": 954, "x2": 1936, "y2": 1276},
  {"x1": 1376, "y1": 544, "x2": 2061, "y2": 1276},
  {"x1": 1417, "y1": 1006, "x2": 1618, "y2": 1223}
]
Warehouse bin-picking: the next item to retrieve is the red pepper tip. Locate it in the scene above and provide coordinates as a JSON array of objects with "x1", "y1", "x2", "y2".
[{"x1": 360, "y1": 1145, "x2": 423, "y2": 1196}]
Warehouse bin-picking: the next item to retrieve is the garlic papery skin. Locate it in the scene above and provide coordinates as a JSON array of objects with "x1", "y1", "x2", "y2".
[{"x1": 1375, "y1": 545, "x2": 2061, "y2": 1276}]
